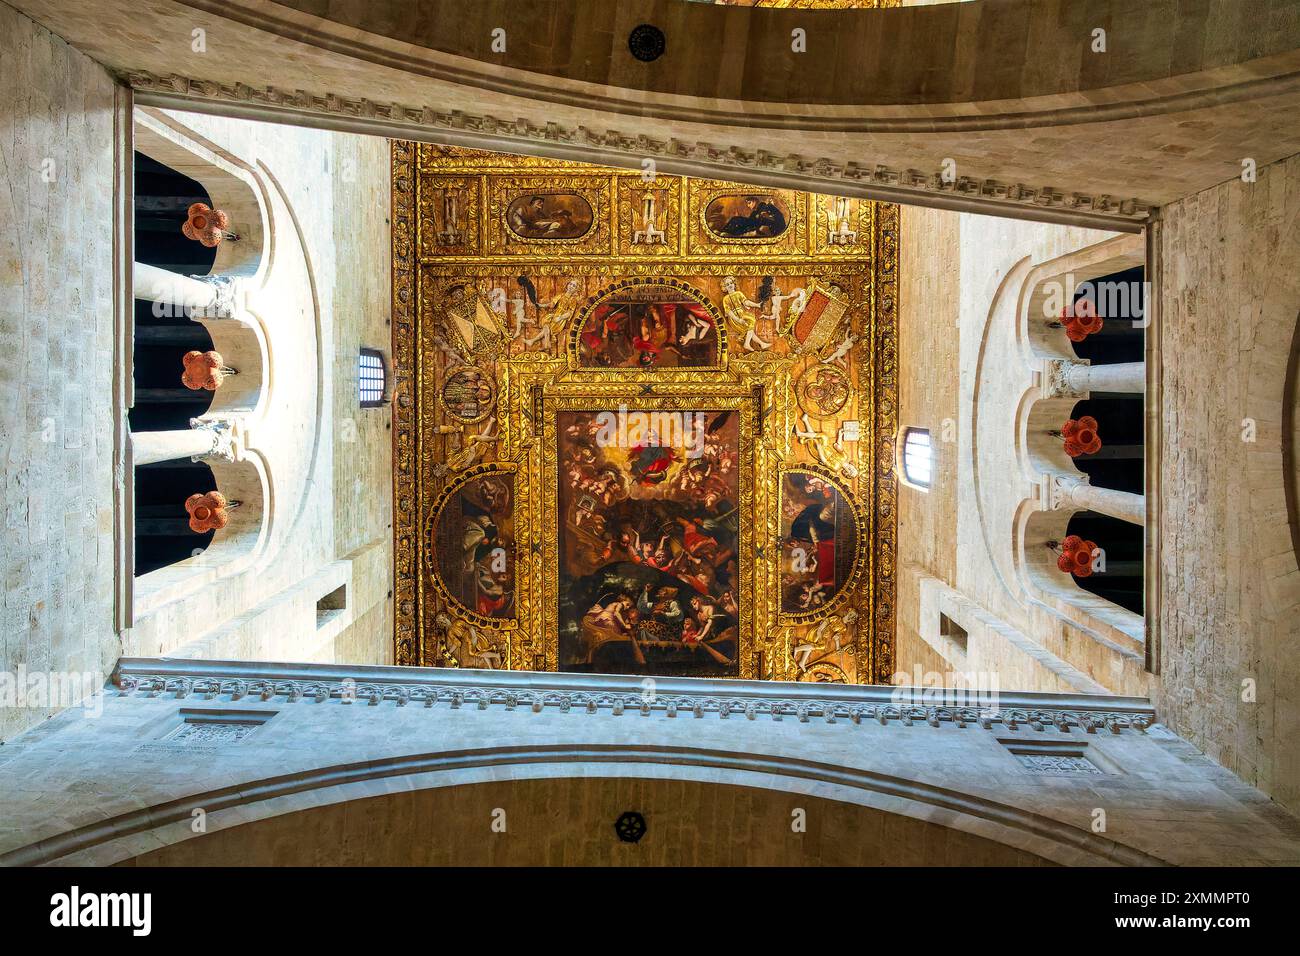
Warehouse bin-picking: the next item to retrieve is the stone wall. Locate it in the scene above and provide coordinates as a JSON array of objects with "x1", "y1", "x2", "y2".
[
  {"x1": 1, "y1": 7, "x2": 396, "y2": 747},
  {"x1": 1153, "y1": 153, "x2": 1300, "y2": 818},
  {"x1": 0, "y1": 3, "x2": 120, "y2": 742},
  {"x1": 10, "y1": 0, "x2": 1300, "y2": 225},
  {"x1": 124, "y1": 777, "x2": 1050, "y2": 867}
]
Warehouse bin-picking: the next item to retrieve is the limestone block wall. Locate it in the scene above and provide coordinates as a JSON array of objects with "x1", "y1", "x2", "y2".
[
  {"x1": 895, "y1": 204, "x2": 1151, "y2": 698},
  {"x1": 1153, "y1": 153, "x2": 1300, "y2": 818},
  {"x1": 0, "y1": 4, "x2": 121, "y2": 742},
  {"x1": 1, "y1": 1, "x2": 396, "y2": 747},
  {"x1": 124, "y1": 777, "x2": 1049, "y2": 867}
]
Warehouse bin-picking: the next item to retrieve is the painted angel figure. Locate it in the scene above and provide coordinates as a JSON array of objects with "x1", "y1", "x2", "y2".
[
  {"x1": 768, "y1": 282, "x2": 808, "y2": 327},
  {"x1": 720, "y1": 275, "x2": 770, "y2": 352},
  {"x1": 436, "y1": 612, "x2": 502, "y2": 669}
]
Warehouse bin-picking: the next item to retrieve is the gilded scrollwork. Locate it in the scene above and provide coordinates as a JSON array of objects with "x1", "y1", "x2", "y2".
[{"x1": 391, "y1": 141, "x2": 898, "y2": 684}]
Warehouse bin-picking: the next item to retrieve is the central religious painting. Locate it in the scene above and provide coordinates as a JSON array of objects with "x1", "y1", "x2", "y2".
[
  {"x1": 557, "y1": 406, "x2": 743, "y2": 677},
  {"x1": 392, "y1": 143, "x2": 899, "y2": 684}
]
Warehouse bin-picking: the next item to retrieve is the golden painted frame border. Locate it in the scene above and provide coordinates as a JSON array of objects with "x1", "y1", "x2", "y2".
[
  {"x1": 777, "y1": 462, "x2": 868, "y2": 626},
  {"x1": 392, "y1": 141, "x2": 899, "y2": 683},
  {"x1": 687, "y1": 180, "x2": 807, "y2": 258},
  {"x1": 487, "y1": 174, "x2": 612, "y2": 256}
]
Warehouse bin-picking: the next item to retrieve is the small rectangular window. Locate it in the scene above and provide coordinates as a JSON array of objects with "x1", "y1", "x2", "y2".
[
  {"x1": 902, "y1": 427, "x2": 932, "y2": 489},
  {"x1": 359, "y1": 348, "x2": 386, "y2": 408}
]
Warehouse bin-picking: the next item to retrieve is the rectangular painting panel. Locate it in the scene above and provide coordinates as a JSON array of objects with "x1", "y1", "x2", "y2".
[{"x1": 557, "y1": 408, "x2": 742, "y2": 677}]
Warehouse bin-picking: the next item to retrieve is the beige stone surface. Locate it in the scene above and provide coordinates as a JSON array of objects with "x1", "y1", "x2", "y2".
[
  {"x1": 1, "y1": 3, "x2": 396, "y2": 747},
  {"x1": 124, "y1": 107, "x2": 395, "y2": 669},
  {"x1": 2, "y1": 666, "x2": 1298, "y2": 867},
  {"x1": 122, "y1": 777, "x2": 1052, "y2": 867},
  {"x1": 0, "y1": 3, "x2": 120, "y2": 742},
  {"x1": 894, "y1": 204, "x2": 1150, "y2": 698},
  {"x1": 9, "y1": 0, "x2": 1300, "y2": 222},
  {"x1": 1153, "y1": 153, "x2": 1300, "y2": 818}
]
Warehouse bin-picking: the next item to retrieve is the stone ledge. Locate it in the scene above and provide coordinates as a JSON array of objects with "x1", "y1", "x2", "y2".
[{"x1": 114, "y1": 657, "x2": 1157, "y2": 734}]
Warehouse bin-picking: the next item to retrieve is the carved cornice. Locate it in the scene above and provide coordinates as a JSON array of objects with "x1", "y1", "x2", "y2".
[
  {"x1": 125, "y1": 70, "x2": 1149, "y2": 231},
  {"x1": 114, "y1": 658, "x2": 1158, "y2": 735}
]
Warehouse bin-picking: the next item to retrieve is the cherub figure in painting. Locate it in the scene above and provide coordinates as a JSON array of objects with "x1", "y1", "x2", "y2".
[
  {"x1": 520, "y1": 277, "x2": 584, "y2": 351},
  {"x1": 445, "y1": 419, "x2": 499, "y2": 473},
  {"x1": 793, "y1": 412, "x2": 858, "y2": 479}
]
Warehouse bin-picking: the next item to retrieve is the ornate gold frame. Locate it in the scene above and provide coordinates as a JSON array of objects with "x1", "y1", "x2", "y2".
[
  {"x1": 776, "y1": 463, "x2": 867, "y2": 626},
  {"x1": 391, "y1": 141, "x2": 899, "y2": 683}
]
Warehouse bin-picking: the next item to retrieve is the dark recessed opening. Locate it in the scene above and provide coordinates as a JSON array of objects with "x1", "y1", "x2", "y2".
[
  {"x1": 939, "y1": 613, "x2": 968, "y2": 653},
  {"x1": 317, "y1": 584, "x2": 347, "y2": 626}
]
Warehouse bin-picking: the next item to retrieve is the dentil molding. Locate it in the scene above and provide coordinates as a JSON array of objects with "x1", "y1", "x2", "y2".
[{"x1": 124, "y1": 70, "x2": 1151, "y2": 232}]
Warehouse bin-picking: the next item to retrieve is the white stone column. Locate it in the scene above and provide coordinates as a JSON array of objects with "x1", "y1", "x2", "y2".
[
  {"x1": 1050, "y1": 474, "x2": 1144, "y2": 525},
  {"x1": 133, "y1": 262, "x2": 239, "y2": 319},
  {"x1": 1066, "y1": 361, "x2": 1145, "y2": 395},
  {"x1": 132, "y1": 419, "x2": 239, "y2": 466},
  {"x1": 1044, "y1": 359, "x2": 1145, "y2": 397}
]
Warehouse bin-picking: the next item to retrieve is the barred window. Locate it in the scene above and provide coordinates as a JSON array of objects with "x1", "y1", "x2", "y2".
[{"x1": 359, "y1": 349, "x2": 386, "y2": 407}]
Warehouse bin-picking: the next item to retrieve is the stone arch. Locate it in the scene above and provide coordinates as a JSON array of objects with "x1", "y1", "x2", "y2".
[
  {"x1": 1244, "y1": 206, "x2": 1300, "y2": 622},
  {"x1": 10, "y1": 744, "x2": 1165, "y2": 867},
  {"x1": 1018, "y1": 233, "x2": 1145, "y2": 364},
  {"x1": 128, "y1": 110, "x2": 280, "y2": 612},
  {"x1": 133, "y1": 107, "x2": 268, "y2": 280},
  {"x1": 132, "y1": 453, "x2": 272, "y2": 616},
  {"x1": 1008, "y1": 235, "x2": 1148, "y2": 649}
]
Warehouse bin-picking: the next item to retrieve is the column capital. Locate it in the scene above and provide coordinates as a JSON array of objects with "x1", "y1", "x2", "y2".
[
  {"x1": 187, "y1": 274, "x2": 242, "y2": 320},
  {"x1": 189, "y1": 416, "x2": 243, "y2": 463},
  {"x1": 1042, "y1": 358, "x2": 1089, "y2": 399},
  {"x1": 1045, "y1": 471, "x2": 1088, "y2": 511}
]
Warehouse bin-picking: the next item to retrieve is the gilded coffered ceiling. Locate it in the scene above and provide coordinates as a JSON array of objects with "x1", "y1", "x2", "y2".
[{"x1": 391, "y1": 141, "x2": 898, "y2": 684}]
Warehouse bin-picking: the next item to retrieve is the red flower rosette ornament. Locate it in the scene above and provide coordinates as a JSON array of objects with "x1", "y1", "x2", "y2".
[
  {"x1": 1061, "y1": 298, "x2": 1104, "y2": 342},
  {"x1": 1054, "y1": 534, "x2": 1098, "y2": 578},
  {"x1": 181, "y1": 350, "x2": 230, "y2": 391},
  {"x1": 1061, "y1": 416, "x2": 1102, "y2": 457},
  {"x1": 181, "y1": 203, "x2": 231, "y2": 248},
  {"x1": 185, "y1": 492, "x2": 231, "y2": 533}
]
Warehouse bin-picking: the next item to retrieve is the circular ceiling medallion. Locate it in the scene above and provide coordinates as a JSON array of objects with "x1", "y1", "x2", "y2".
[
  {"x1": 628, "y1": 24, "x2": 666, "y2": 63},
  {"x1": 440, "y1": 365, "x2": 496, "y2": 423},
  {"x1": 796, "y1": 362, "x2": 852, "y2": 418},
  {"x1": 614, "y1": 811, "x2": 647, "y2": 843}
]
